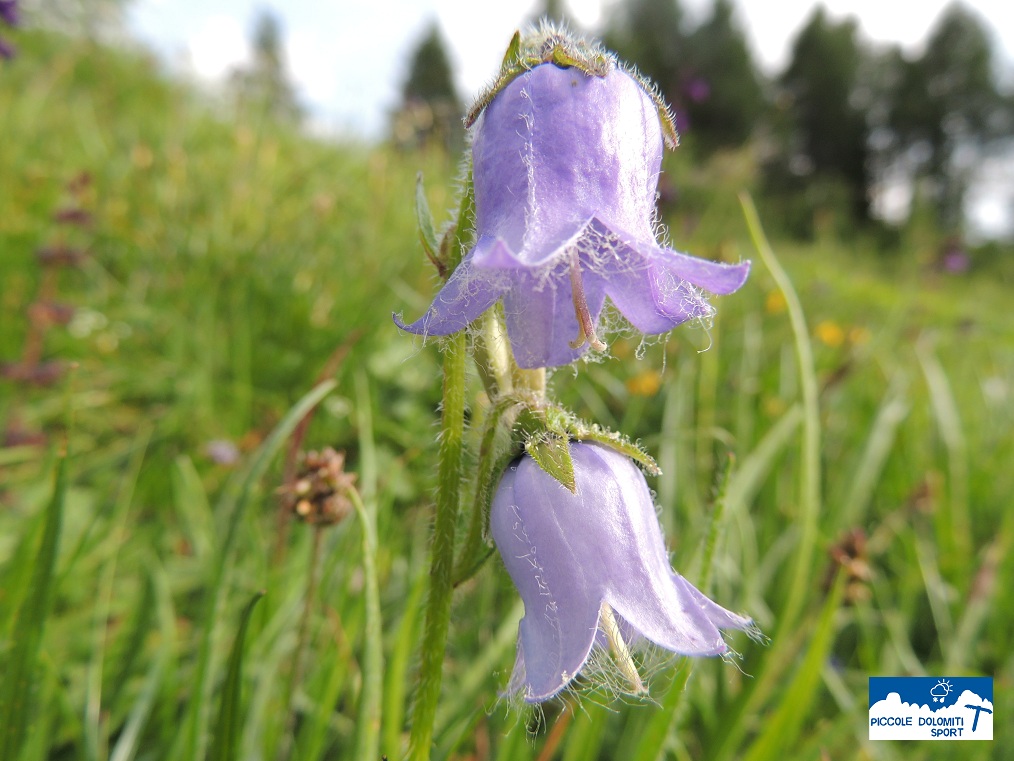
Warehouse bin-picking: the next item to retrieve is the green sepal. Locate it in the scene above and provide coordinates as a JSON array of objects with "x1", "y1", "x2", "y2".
[
  {"x1": 500, "y1": 31, "x2": 521, "y2": 73},
  {"x1": 516, "y1": 401, "x2": 660, "y2": 481},
  {"x1": 570, "y1": 423, "x2": 660, "y2": 476},
  {"x1": 465, "y1": 28, "x2": 615, "y2": 128},
  {"x1": 526, "y1": 432, "x2": 576, "y2": 493},
  {"x1": 415, "y1": 173, "x2": 444, "y2": 278},
  {"x1": 442, "y1": 166, "x2": 474, "y2": 278},
  {"x1": 437, "y1": 221, "x2": 457, "y2": 276},
  {"x1": 540, "y1": 403, "x2": 661, "y2": 476}
]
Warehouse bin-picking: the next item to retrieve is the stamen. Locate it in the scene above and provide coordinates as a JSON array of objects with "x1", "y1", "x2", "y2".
[
  {"x1": 568, "y1": 252, "x2": 606, "y2": 352},
  {"x1": 599, "y1": 603, "x2": 645, "y2": 695}
]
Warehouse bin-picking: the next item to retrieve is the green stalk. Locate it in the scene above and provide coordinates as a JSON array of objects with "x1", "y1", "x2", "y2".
[
  {"x1": 277, "y1": 526, "x2": 325, "y2": 761},
  {"x1": 710, "y1": 194, "x2": 822, "y2": 761},
  {"x1": 350, "y1": 486, "x2": 383, "y2": 761},
  {"x1": 739, "y1": 193, "x2": 820, "y2": 635},
  {"x1": 408, "y1": 330, "x2": 467, "y2": 761},
  {"x1": 178, "y1": 380, "x2": 336, "y2": 761}
]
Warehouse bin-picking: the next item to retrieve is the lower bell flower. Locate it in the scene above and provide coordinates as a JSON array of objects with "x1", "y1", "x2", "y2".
[{"x1": 490, "y1": 441, "x2": 753, "y2": 702}]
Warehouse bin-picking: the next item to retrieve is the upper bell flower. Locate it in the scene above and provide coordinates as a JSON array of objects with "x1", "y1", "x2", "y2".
[
  {"x1": 396, "y1": 35, "x2": 750, "y2": 369},
  {"x1": 490, "y1": 441, "x2": 753, "y2": 703}
]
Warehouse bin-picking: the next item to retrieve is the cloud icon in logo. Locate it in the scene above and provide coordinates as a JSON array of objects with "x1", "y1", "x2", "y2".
[{"x1": 930, "y1": 679, "x2": 952, "y2": 702}]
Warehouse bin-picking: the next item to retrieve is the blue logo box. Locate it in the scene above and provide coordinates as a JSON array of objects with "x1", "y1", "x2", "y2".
[{"x1": 869, "y1": 677, "x2": 993, "y2": 740}]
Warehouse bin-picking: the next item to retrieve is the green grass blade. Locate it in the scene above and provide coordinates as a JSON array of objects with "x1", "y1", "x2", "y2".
[
  {"x1": 84, "y1": 425, "x2": 152, "y2": 761},
  {"x1": 739, "y1": 192, "x2": 821, "y2": 635},
  {"x1": 836, "y1": 378, "x2": 910, "y2": 530},
  {"x1": 108, "y1": 650, "x2": 168, "y2": 761},
  {"x1": 0, "y1": 455, "x2": 66, "y2": 760},
  {"x1": 180, "y1": 379, "x2": 337, "y2": 761},
  {"x1": 209, "y1": 591, "x2": 264, "y2": 761},
  {"x1": 382, "y1": 558, "x2": 427, "y2": 760},
  {"x1": 434, "y1": 599, "x2": 523, "y2": 741},
  {"x1": 723, "y1": 404, "x2": 803, "y2": 518},
  {"x1": 742, "y1": 571, "x2": 845, "y2": 761},
  {"x1": 915, "y1": 337, "x2": 971, "y2": 575},
  {"x1": 352, "y1": 372, "x2": 384, "y2": 761},
  {"x1": 630, "y1": 664, "x2": 693, "y2": 761}
]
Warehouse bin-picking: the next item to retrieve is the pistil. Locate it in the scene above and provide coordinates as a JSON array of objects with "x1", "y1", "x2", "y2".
[
  {"x1": 568, "y1": 251, "x2": 606, "y2": 352},
  {"x1": 599, "y1": 603, "x2": 646, "y2": 695}
]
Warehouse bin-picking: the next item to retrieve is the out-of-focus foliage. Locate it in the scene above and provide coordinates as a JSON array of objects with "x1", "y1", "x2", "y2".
[
  {"x1": 228, "y1": 9, "x2": 303, "y2": 124},
  {"x1": 19, "y1": 0, "x2": 127, "y2": 38},
  {"x1": 604, "y1": 0, "x2": 765, "y2": 154},
  {"x1": 881, "y1": 3, "x2": 1014, "y2": 230},
  {"x1": 602, "y1": 0, "x2": 685, "y2": 104},
  {"x1": 762, "y1": 7, "x2": 872, "y2": 235},
  {"x1": 679, "y1": 0, "x2": 766, "y2": 154},
  {"x1": 393, "y1": 22, "x2": 463, "y2": 152}
]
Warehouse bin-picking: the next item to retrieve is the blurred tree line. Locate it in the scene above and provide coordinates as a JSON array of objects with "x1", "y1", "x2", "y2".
[
  {"x1": 397, "y1": 0, "x2": 1014, "y2": 245},
  {"x1": 19, "y1": 0, "x2": 1013, "y2": 244}
]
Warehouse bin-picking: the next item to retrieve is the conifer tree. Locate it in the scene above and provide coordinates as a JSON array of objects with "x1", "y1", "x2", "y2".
[
  {"x1": 885, "y1": 3, "x2": 1012, "y2": 229},
  {"x1": 394, "y1": 22, "x2": 462, "y2": 151}
]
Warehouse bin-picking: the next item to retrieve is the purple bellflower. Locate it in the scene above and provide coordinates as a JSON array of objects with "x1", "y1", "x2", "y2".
[
  {"x1": 491, "y1": 441, "x2": 752, "y2": 702},
  {"x1": 397, "y1": 55, "x2": 750, "y2": 368}
]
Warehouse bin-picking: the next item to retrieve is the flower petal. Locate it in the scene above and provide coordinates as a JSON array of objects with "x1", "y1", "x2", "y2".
[
  {"x1": 652, "y1": 248, "x2": 751, "y2": 295},
  {"x1": 491, "y1": 459, "x2": 602, "y2": 702},
  {"x1": 602, "y1": 253, "x2": 714, "y2": 333},
  {"x1": 675, "y1": 574, "x2": 754, "y2": 632},
  {"x1": 492, "y1": 444, "x2": 753, "y2": 702},
  {"x1": 394, "y1": 257, "x2": 505, "y2": 337},
  {"x1": 501, "y1": 267, "x2": 606, "y2": 369},
  {"x1": 573, "y1": 447, "x2": 735, "y2": 656},
  {"x1": 588, "y1": 219, "x2": 748, "y2": 335},
  {"x1": 472, "y1": 64, "x2": 663, "y2": 270}
]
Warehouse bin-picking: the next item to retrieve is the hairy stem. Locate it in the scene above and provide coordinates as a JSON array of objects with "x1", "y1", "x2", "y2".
[{"x1": 408, "y1": 330, "x2": 467, "y2": 761}]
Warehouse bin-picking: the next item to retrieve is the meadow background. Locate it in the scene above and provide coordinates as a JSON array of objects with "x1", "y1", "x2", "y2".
[{"x1": 1, "y1": 12, "x2": 1013, "y2": 761}]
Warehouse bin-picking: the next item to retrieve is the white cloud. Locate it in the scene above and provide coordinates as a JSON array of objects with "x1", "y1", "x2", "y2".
[{"x1": 188, "y1": 13, "x2": 249, "y2": 81}]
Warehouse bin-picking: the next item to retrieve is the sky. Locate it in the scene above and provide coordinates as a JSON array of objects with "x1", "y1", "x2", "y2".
[{"x1": 127, "y1": 0, "x2": 1014, "y2": 138}]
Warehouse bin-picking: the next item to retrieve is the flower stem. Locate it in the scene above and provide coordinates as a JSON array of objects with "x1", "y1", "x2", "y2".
[
  {"x1": 511, "y1": 366, "x2": 546, "y2": 398},
  {"x1": 408, "y1": 330, "x2": 467, "y2": 761},
  {"x1": 472, "y1": 307, "x2": 512, "y2": 399},
  {"x1": 278, "y1": 525, "x2": 324, "y2": 760}
]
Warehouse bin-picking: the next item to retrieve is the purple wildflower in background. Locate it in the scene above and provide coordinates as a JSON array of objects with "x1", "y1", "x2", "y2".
[
  {"x1": 397, "y1": 59, "x2": 749, "y2": 369},
  {"x1": 490, "y1": 442, "x2": 752, "y2": 702},
  {"x1": 0, "y1": 0, "x2": 18, "y2": 26},
  {"x1": 0, "y1": 0, "x2": 18, "y2": 59},
  {"x1": 685, "y1": 76, "x2": 711, "y2": 103}
]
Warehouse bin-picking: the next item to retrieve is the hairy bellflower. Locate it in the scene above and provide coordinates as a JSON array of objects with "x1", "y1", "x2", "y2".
[
  {"x1": 397, "y1": 39, "x2": 749, "y2": 368},
  {"x1": 490, "y1": 442, "x2": 752, "y2": 702}
]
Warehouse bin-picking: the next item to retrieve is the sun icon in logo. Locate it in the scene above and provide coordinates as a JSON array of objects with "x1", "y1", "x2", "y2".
[{"x1": 930, "y1": 679, "x2": 953, "y2": 703}]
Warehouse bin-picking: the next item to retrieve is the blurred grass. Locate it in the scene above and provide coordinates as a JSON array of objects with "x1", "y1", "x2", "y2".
[{"x1": 1, "y1": 28, "x2": 1012, "y2": 761}]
